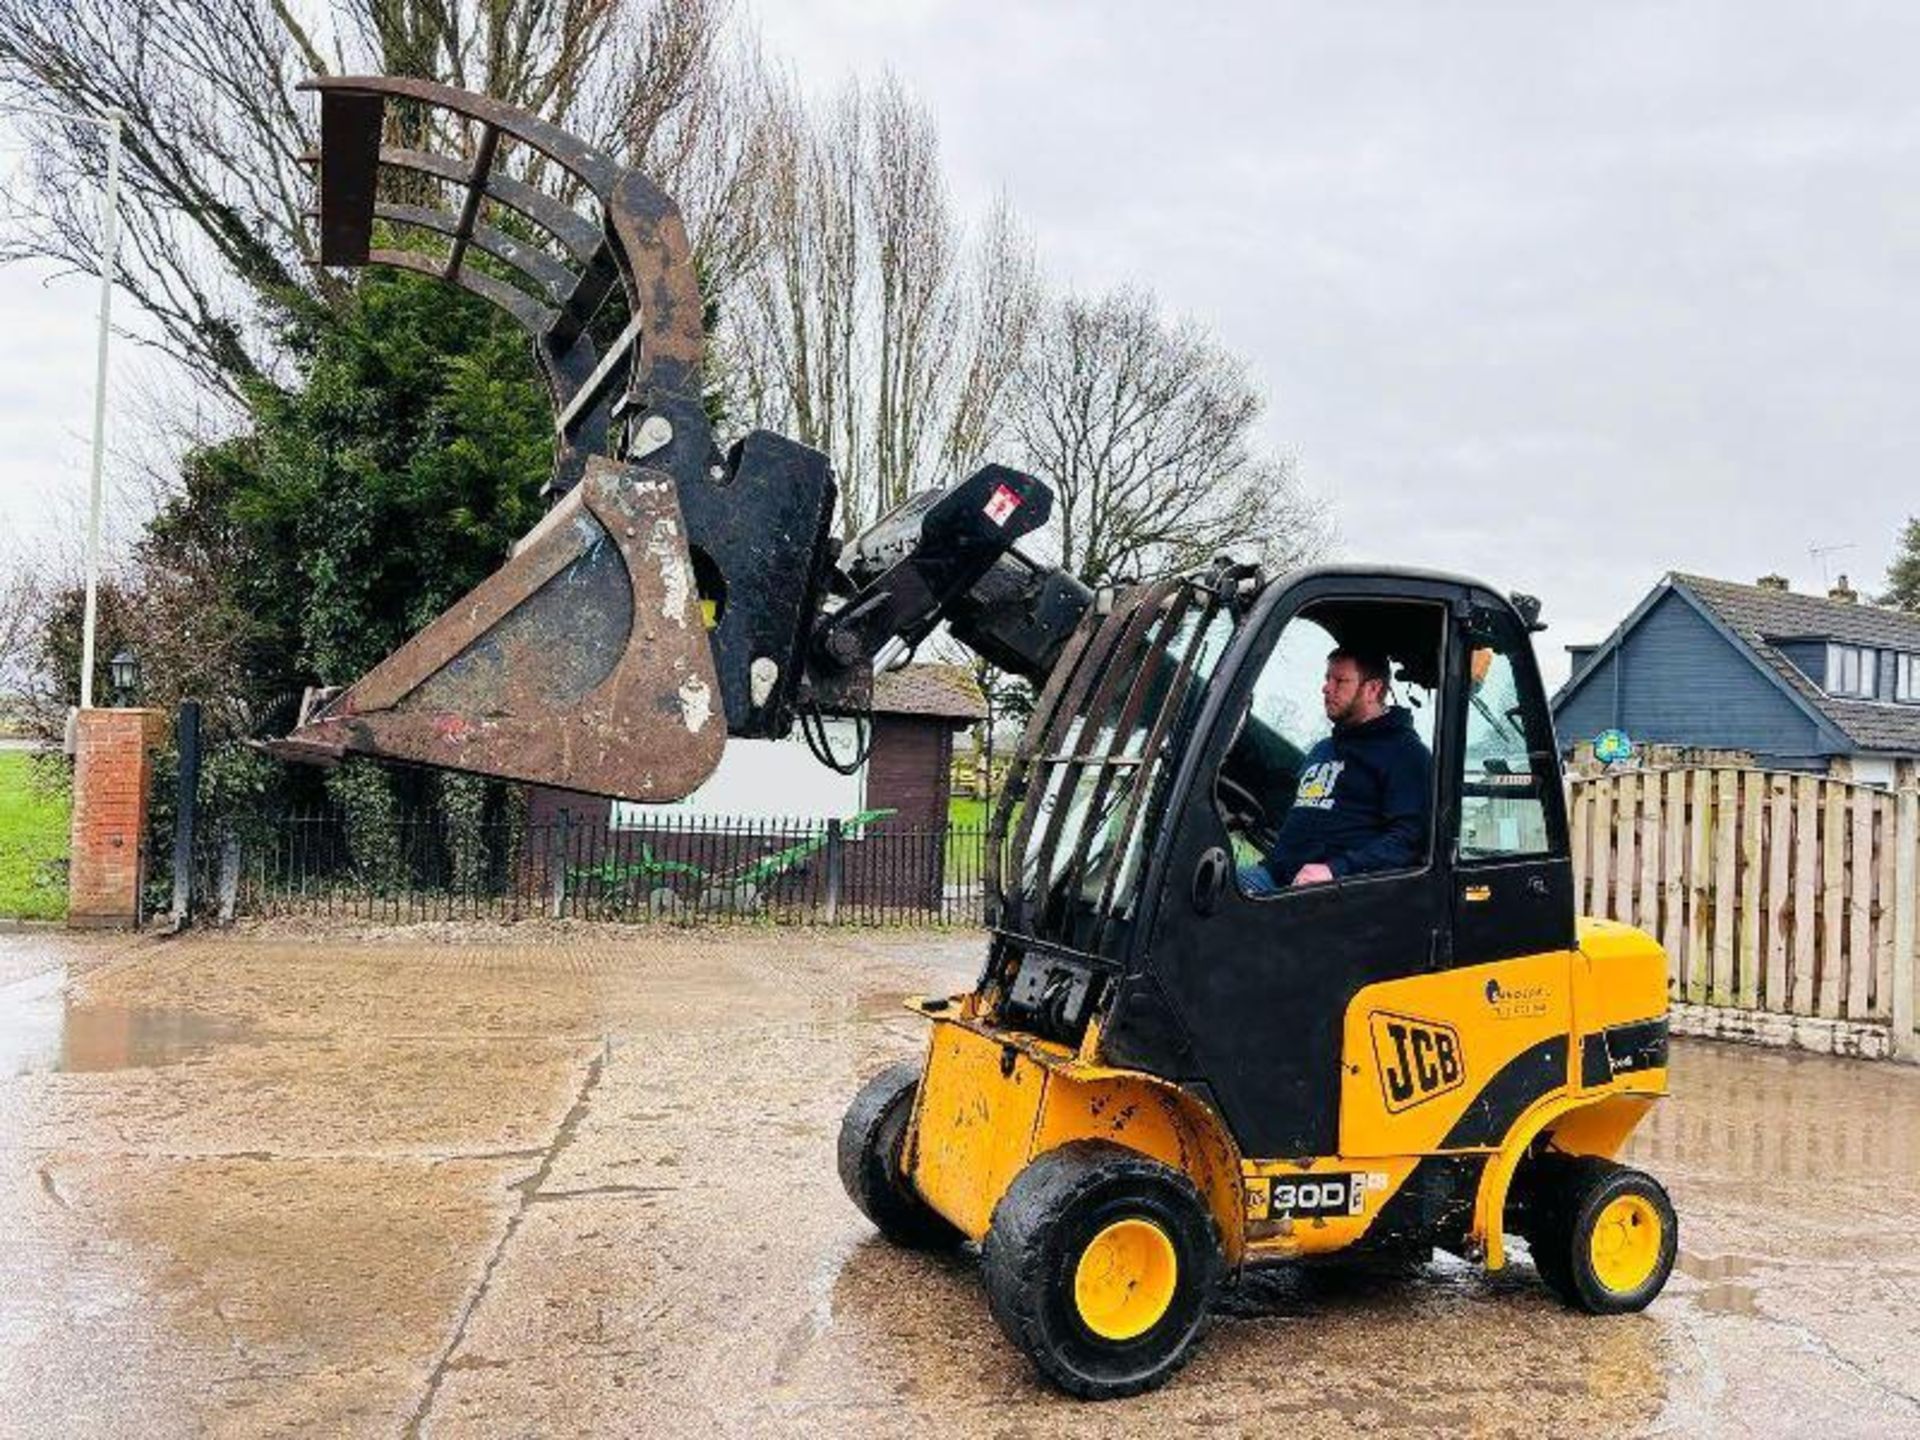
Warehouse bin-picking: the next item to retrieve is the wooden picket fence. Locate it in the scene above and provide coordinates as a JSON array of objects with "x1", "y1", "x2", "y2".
[{"x1": 1570, "y1": 767, "x2": 1919, "y2": 1056}]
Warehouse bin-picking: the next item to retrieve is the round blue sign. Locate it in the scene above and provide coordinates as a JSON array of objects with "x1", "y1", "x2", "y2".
[{"x1": 1593, "y1": 728, "x2": 1634, "y2": 764}]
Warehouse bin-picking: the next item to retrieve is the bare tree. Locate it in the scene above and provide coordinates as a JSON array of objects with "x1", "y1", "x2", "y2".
[
  {"x1": 728, "y1": 72, "x2": 1038, "y2": 536},
  {"x1": 0, "y1": 0, "x2": 752, "y2": 403},
  {"x1": 939, "y1": 195, "x2": 1040, "y2": 483},
  {"x1": 866, "y1": 74, "x2": 956, "y2": 515},
  {"x1": 609, "y1": 0, "x2": 768, "y2": 307},
  {"x1": 0, "y1": 0, "x2": 327, "y2": 396},
  {"x1": 1007, "y1": 286, "x2": 1327, "y2": 587},
  {"x1": 0, "y1": 557, "x2": 42, "y2": 697},
  {"x1": 2, "y1": 2, "x2": 1035, "y2": 550},
  {"x1": 734, "y1": 76, "x2": 865, "y2": 513}
]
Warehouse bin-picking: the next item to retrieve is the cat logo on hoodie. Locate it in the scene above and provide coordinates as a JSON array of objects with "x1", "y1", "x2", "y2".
[{"x1": 1294, "y1": 760, "x2": 1345, "y2": 810}]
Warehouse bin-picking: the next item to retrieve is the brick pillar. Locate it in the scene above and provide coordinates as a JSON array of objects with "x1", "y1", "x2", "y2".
[{"x1": 67, "y1": 708, "x2": 168, "y2": 929}]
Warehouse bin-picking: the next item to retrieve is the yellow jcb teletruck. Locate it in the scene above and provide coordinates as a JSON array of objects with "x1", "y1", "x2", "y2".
[
  {"x1": 277, "y1": 77, "x2": 1677, "y2": 1404},
  {"x1": 839, "y1": 568, "x2": 1676, "y2": 1397}
]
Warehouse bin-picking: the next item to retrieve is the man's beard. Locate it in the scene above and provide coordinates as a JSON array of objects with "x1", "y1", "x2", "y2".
[{"x1": 1328, "y1": 694, "x2": 1373, "y2": 728}]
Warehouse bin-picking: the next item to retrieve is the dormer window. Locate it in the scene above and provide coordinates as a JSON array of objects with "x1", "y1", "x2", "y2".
[
  {"x1": 1827, "y1": 643, "x2": 1877, "y2": 698},
  {"x1": 1899, "y1": 653, "x2": 1920, "y2": 703}
]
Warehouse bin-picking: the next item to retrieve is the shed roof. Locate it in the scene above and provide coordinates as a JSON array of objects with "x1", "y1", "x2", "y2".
[{"x1": 871, "y1": 663, "x2": 988, "y2": 722}]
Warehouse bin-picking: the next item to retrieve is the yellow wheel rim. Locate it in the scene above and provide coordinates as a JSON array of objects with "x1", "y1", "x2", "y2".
[
  {"x1": 1588, "y1": 1194, "x2": 1662, "y2": 1294},
  {"x1": 1073, "y1": 1218, "x2": 1179, "y2": 1341}
]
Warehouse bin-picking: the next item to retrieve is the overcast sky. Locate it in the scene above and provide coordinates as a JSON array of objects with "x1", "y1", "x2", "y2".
[
  {"x1": 0, "y1": 255, "x2": 103, "y2": 566},
  {"x1": 751, "y1": 0, "x2": 1918, "y2": 679},
  {"x1": 4, "y1": 1, "x2": 1916, "y2": 685}
]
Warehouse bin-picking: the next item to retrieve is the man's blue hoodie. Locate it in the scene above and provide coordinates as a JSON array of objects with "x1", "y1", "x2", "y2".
[{"x1": 1260, "y1": 706, "x2": 1431, "y2": 885}]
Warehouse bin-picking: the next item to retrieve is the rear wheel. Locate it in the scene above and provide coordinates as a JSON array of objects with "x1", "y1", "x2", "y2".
[
  {"x1": 837, "y1": 1062, "x2": 963, "y2": 1249},
  {"x1": 982, "y1": 1141, "x2": 1223, "y2": 1399},
  {"x1": 1524, "y1": 1156, "x2": 1676, "y2": 1314}
]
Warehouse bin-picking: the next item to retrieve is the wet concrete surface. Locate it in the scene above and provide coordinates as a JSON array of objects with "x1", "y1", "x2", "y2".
[{"x1": 0, "y1": 924, "x2": 1917, "y2": 1437}]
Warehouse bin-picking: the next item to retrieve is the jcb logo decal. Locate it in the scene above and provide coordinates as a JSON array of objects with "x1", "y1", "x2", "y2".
[{"x1": 1369, "y1": 1011, "x2": 1465, "y2": 1113}]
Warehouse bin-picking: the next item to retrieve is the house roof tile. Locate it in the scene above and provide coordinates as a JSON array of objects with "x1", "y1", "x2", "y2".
[
  {"x1": 1674, "y1": 574, "x2": 1920, "y2": 649},
  {"x1": 1671, "y1": 573, "x2": 1920, "y2": 754}
]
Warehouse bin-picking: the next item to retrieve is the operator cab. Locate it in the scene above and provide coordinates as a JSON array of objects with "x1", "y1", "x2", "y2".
[{"x1": 985, "y1": 564, "x2": 1569, "y2": 1156}]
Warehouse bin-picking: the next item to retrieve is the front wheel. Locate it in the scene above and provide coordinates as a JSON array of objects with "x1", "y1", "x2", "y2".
[
  {"x1": 837, "y1": 1062, "x2": 963, "y2": 1250},
  {"x1": 981, "y1": 1141, "x2": 1223, "y2": 1400},
  {"x1": 1525, "y1": 1156, "x2": 1677, "y2": 1314}
]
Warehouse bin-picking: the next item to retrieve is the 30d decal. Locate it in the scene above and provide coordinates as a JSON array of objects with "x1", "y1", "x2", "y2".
[
  {"x1": 1369, "y1": 1011, "x2": 1465, "y2": 1113},
  {"x1": 1247, "y1": 1172, "x2": 1381, "y2": 1220}
]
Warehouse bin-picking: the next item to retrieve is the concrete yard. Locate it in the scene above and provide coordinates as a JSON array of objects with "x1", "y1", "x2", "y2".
[{"x1": 1, "y1": 923, "x2": 1917, "y2": 1437}]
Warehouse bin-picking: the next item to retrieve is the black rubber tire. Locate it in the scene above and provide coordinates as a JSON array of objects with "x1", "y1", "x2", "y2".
[
  {"x1": 1526, "y1": 1155, "x2": 1677, "y2": 1315},
  {"x1": 837, "y1": 1062, "x2": 963, "y2": 1250},
  {"x1": 1513, "y1": 1155, "x2": 1578, "y2": 1304},
  {"x1": 1527, "y1": 1216, "x2": 1580, "y2": 1308},
  {"x1": 981, "y1": 1141, "x2": 1224, "y2": 1400}
]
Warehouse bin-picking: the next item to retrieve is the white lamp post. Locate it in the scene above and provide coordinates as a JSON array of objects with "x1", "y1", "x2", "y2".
[{"x1": 4, "y1": 102, "x2": 124, "y2": 709}]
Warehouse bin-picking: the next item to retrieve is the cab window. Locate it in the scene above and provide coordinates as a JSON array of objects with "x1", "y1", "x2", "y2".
[
  {"x1": 1218, "y1": 598, "x2": 1443, "y2": 895},
  {"x1": 1458, "y1": 632, "x2": 1552, "y2": 860}
]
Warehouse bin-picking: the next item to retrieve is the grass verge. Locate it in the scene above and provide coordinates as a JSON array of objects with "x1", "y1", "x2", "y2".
[
  {"x1": 948, "y1": 795, "x2": 988, "y2": 829},
  {"x1": 0, "y1": 751, "x2": 69, "y2": 920}
]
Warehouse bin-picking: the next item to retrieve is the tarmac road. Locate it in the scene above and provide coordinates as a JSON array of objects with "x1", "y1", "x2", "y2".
[{"x1": 0, "y1": 923, "x2": 1916, "y2": 1437}]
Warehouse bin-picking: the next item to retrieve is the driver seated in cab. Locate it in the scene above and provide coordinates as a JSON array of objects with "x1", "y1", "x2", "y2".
[{"x1": 1238, "y1": 648, "x2": 1430, "y2": 895}]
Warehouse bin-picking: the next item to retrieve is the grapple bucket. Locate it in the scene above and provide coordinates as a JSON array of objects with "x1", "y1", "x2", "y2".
[
  {"x1": 271, "y1": 76, "x2": 842, "y2": 798},
  {"x1": 264, "y1": 458, "x2": 725, "y2": 801}
]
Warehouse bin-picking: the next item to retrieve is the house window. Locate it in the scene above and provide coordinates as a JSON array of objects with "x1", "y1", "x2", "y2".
[
  {"x1": 1827, "y1": 643, "x2": 1877, "y2": 699},
  {"x1": 1899, "y1": 653, "x2": 1920, "y2": 704}
]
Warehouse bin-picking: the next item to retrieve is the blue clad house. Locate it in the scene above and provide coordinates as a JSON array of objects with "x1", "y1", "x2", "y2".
[{"x1": 1552, "y1": 572, "x2": 1920, "y2": 787}]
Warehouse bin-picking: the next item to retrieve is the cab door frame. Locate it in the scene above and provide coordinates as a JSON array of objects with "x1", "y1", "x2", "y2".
[
  {"x1": 1449, "y1": 600, "x2": 1577, "y2": 966},
  {"x1": 1100, "y1": 568, "x2": 1473, "y2": 1159}
]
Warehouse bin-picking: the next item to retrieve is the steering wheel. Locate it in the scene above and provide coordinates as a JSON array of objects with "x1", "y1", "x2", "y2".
[{"x1": 1215, "y1": 774, "x2": 1271, "y2": 834}]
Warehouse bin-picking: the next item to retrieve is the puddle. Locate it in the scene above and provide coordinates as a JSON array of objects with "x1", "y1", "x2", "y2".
[
  {"x1": 770, "y1": 1228, "x2": 860, "y2": 1386},
  {"x1": 0, "y1": 968, "x2": 258, "y2": 1076},
  {"x1": 1679, "y1": 1253, "x2": 1760, "y2": 1282},
  {"x1": 1678, "y1": 1251, "x2": 1764, "y2": 1317},
  {"x1": 1691, "y1": 1280, "x2": 1759, "y2": 1317},
  {"x1": 1628, "y1": 1039, "x2": 1920, "y2": 1185}
]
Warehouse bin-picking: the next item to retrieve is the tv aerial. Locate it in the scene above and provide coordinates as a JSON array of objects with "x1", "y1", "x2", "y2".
[{"x1": 1807, "y1": 540, "x2": 1856, "y2": 585}]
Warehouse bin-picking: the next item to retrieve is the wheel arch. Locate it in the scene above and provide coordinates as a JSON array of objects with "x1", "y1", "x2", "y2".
[
  {"x1": 1032, "y1": 1066, "x2": 1249, "y2": 1267},
  {"x1": 907, "y1": 1015, "x2": 1247, "y2": 1264},
  {"x1": 1471, "y1": 1089, "x2": 1661, "y2": 1269}
]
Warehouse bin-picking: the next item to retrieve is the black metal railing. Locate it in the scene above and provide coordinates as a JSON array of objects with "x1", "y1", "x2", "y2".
[{"x1": 187, "y1": 809, "x2": 993, "y2": 927}]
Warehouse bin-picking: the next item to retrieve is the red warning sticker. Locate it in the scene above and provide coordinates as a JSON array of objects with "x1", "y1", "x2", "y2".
[{"x1": 984, "y1": 483, "x2": 1022, "y2": 526}]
